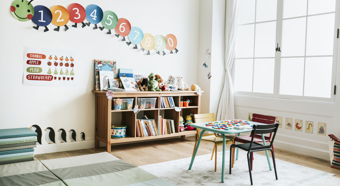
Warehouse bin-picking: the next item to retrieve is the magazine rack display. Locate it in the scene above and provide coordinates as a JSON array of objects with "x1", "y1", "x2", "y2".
[{"x1": 93, "y1": 90, "x2": 201, "y2": 153}]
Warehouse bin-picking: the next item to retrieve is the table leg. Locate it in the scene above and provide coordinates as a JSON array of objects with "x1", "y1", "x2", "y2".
[
  {"x1": 236, "y1": 133, "x2": 240, "y2": 160},
  {"x1": 222, "y1": 134, "x2": 226, "y2": 183},
  {"x1": 189, "y1": 129, "x2": 206, "y2": 170},
  {"x1": 261, "y1": 134, "x2": 272, "y2": 171}
]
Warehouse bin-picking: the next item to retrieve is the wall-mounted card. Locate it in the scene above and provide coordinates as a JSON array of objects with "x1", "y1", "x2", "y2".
[
  {"x1": 285, "y1": 118, "x2": 293, "y2": 130},
  {"x1": 99, "y1": 71, "x2": 114, "y2": 91},
  {"x1": 120, "y1": 77, "x2": 139, "y2": 91},
  {"x1": 275, "y1": 116, "x2": 283, "y2": 128},
  {"x1": 305, "y1": 121, "x2": 314, "y2": 134},
  {"x1": 317, "y1": 122, "x2": 327, "y2": 136},
  {"x1": 295, "y1": 119, "x2": 303, "y2": 132}
]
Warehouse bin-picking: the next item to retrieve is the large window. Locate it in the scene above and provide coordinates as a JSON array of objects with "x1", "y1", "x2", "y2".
[{"x1": 234, "y1": 0, "x2": 338, "y2": 101}]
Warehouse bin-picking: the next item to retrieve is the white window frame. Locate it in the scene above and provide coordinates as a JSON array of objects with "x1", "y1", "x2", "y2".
[{"x1": 233, "y1": 0, "x2": 340, "y2": 102}]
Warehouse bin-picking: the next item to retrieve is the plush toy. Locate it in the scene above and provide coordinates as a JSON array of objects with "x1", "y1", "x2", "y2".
[
  {"x1": 191, "y1": 84, "x2": 201, "y2": 91},
  {"x1": 137, "y1": 77, "x2": 148, "y2": 91},
  {"x1": 148, "y1": 73, "x2": 161, "y2": 91},
  {"x1": 185, "y1": 115, "x2": 195, "y2": 130},
  {"x1": 177, "y1": 76, "x2": 190, "y2": 91},
  {"x1": 155, "y1": 74, "x2": 163, "y2": 89},
  {"x1": 166, "y1": 76, "x2": 178, "y2": 90},
  {"x1": 180, "y1": 116, "x2": 184, "y2": 125}
]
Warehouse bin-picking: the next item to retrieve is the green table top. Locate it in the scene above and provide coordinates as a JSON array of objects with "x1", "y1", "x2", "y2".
[{"x1": 191, "y1": 121, "x2": 265, "y2": 135}]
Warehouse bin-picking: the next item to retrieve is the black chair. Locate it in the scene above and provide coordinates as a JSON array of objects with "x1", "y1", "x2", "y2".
[{"x1": 229, "y1": 123, "x2": 279, "y2": 185}]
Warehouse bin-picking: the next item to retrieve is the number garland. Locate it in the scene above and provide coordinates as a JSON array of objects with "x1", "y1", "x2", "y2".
[{"x1": 10, "y1": 0, "x2": 179, "y2": 55}]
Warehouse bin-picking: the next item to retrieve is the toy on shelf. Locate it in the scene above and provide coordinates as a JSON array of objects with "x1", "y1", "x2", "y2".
[
  {"x1": 137, "y1": 77, "x2": 148, "y2": 91},
  {"x1": 166, "y1": 76, "x2": 178, "y2": 90},
  {"x1": 179, "y1": 116, "x2": 185, "y2": 132},
  {"x1": 155, "y1": 74, "x2": 163, "y2": 89},
  {"x1": 185, "y1": 115, "x2": 195, "y2": 130},
  {"x1": 148, "y1": 73, "x2": 161, "y2": 91},
  {"x1": 177, "y1": 76, "x2": 190, "y2": 91},
  {"x1": 191, "y1": 84, "x2": 201, "y2": 91}
]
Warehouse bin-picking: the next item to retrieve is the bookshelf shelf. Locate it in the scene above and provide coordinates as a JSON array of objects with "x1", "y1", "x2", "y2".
[{"x1": 93, "y1": 91, "x2": 201, "y2": 153}]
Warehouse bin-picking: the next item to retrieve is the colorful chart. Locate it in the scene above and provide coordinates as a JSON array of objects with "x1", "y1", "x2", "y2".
[
  {"x1": 67, "y1": 3, "x2": 86, "y2": 23},
  {"x1": 50, "y1": 5, "x2": 69, "y2": 26},
  {"x1": 128, "y1": 27, "x2": 144, "y2": 45},
  {"x1": 140, "y1": 33, "x2": 155, "y2": 50},
  {"x1": 115, "y1": 18, "x2": 131, "y2": 36},
  {"x1": 32, "y1": 6, "x2": 52, "y2": 26},
  {"x1": 154, "y1": 35, "x2": 167, "y2": 52},
  {"x1": 101, "y1": 11, "x2": 118, "y2": 30},
  {"x1": 85, "y1": 4, "x2": 103, "y2": 24},
  {"x1": 166, "y1": 34, "x2": 178, "y2": 51},
  {"x1": 10, "y1": 0, "x2": 35, "y2": 22}
]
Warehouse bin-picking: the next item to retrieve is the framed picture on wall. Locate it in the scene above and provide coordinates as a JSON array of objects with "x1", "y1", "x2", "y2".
[
  {"x1": 305, "y1": 121, "x2": 314, "y2": 134},
  {"x1": 295, "y1": 119, "x2": 303, "y2": 132},
  {"x1": 317, "y1": 122, "x2": 327, "y2": 136},
  {"x1": 285, "y1": 118, "x2": 293, "y2": 130},
  {"x1": 275, "y1": 116, "x2": 283, "y2": 128}
]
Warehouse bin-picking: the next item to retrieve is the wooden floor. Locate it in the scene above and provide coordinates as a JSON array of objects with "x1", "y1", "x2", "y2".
[{"x1": 35, "y1": 136, "x2": 340, "y2": 178}]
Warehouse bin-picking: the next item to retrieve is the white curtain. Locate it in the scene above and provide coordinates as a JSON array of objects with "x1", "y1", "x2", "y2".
[{"x1": 216, "y1": 0, "x2": 238, "y2": 120}]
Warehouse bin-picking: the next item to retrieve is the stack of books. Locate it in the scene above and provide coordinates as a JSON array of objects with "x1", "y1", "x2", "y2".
[
  {"x1": 0, "y1": 128, "x2": 37, "y2": 165},
  {"x1": 118, "y1": 68, "x2": 133, "y2": 78},
  {"x1": 158, "y1": 116, "x2": 176, "y2": 135},
  {"x1": 136, "y1": 119, "x2": 159, "y2": 137},
  {"x1": 160, "y1": 97, "x2": 175, "y2": 108}
]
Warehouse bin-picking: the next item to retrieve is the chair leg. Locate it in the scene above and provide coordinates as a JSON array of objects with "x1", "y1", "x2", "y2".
[
  {"x1": 272, "y1": 145, "x2": 275, "y2": 159},
  {"x1": 251, "y1": 152, "x2": 253, "y2": 171},
  {"x1": 215, "y1": 144, "x2": 217, "y2": 172},
  {"x1": 211, "y1": 144, "x2": 216, "y2": 160},
  {"x1": 232, "y1": 140, "x2": 235, "y2": 167},
  {"x1": 247, "y1": 152, "x2": 253, "y2": 185},
  {"x1": 270, "y1": 149, "x2": 278, "y2": 180},
  {"x1": 229, "y1": 145, "x2": 233, "y2": 174}
]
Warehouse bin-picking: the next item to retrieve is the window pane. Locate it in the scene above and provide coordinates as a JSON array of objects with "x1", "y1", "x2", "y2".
[
  {"x1": 279, "y1": 58, "x2": 304, "y2": 96},
  {"x1": 283, "y1": 0, "x2": 307, "y2": 18},
  {"x1": 234, "y1": 59, "x2": 253, "y2": 92},
  {"x1": 256, "y1": 0, "x2": 277, "y2": 22},
  {"x1": 238, "y1": 0, "x2": 255, "y2": 25},
  {"x1": 255, "y1": 22, "x2": 276, "y2": 57},
  {"x1": 306, "y1": 14, "x2": 335, "y2": 56},
  {"x1": 281, "y1": 18, "x2": 306, "y2": 56},
  {"x1": 308, "y1": 0, "x2": 336, "y2": 15},
  {"x1": 236, "y1": 25, "x2": 255, "y2": 58},
  {"x1": 304, "y1": 57, "x2": 333, "y2": 98},
  {"x1": 253, "y1": 59, "x2": 275, "y2": 93}
]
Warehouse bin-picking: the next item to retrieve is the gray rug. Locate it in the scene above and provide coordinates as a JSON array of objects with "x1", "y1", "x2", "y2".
[{"x1": 140, "y1": 151, "x2": 340, "y2": 186}]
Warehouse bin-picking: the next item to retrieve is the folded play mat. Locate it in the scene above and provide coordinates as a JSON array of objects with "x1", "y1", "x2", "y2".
[{"x1": 0, "y1": 128, "x2": 37, "y2": 165}]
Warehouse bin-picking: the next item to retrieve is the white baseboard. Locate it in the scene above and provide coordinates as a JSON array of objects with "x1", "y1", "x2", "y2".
[{"x1": 34, "y1": 140, "x2": 95, "y2": 154}]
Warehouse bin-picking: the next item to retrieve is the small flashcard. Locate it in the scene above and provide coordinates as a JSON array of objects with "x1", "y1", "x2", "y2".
[
  {"x1": 305, "y1": 121, "x2": 314, "y2": 134},
  {"x1": 275, "y1": 116, "x2": 283, "y2": 128},
  {"x1": 23, "y1": 47, "x2": 76, "y2": 87},
  {"x1": 285, "y1": 118, "x2": 293, "y2": 130},
  {"x1": 317, "y1": 122, "x2": 327, "y2": 136},
  {"x1": 295, "y1": 119, "x2": 303, "y2": 132}
]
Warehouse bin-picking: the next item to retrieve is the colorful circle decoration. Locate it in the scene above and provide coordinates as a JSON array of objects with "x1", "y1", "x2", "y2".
[
  {"x1": 101, "y1": 11, "x2": 118, "y2": 30},
  {"x1": 154, "y1": 35, "x2": 167, "y2": 51},
  {"x1": 141, "y1": 33, "x2": 155, "y2": 50},
  {"x1": 128, "y1": 27, "x2": 144, "y2": 45},
  {"x1": 166, "y1": 34, "x2": 178, "y2": 51},
  {"x1": 31, "y1": 5, "x2": 52, "y2": 26},
  {"x1": 115, "y1": 18, "x2": 131, "y2": 36},
  {"x1": 50, "y1": 5, "x2": 69, "y2": 26},
  {"x1": 85, "y1": 4, "x2": 103, "y2": 24},
  {"x1": 10, "y1": 0, "x2": 35, "y2": 22},
  {"x1": 67, "y1": 3, "x2": 86, "y2": 23}
]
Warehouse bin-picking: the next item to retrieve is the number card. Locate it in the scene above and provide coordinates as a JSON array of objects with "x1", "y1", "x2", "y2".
[
  {"x1": 50, "y1": 5, "x2": 69, "y2": 26},
  {"x1": 32, "y1": 5, "x2": 52, "y2": 26},
  {"x1": 68, "y1": 3, "x2": 86, "y2": 23},
  {"x1": 141, "y1": 33, "x2": 155, "y2": 50},
  {"x1": 101, "y1": 11, "x2": 118, "y2": 30},
  {"x1": 128, "y1": 27, "x2": 144, "y2": 45},
  {"x1": 154, "y1": 35, "x2": 167, "y2": 51},
  {"x1": 85, "y1": 4, "x2": 103, "y2": 24},
  {"x1": 115, "y1": 18, "x2": 131, "y2": 36},
  {"x1": 166, "y1": 34, "x2": 178, "y2": 51}
]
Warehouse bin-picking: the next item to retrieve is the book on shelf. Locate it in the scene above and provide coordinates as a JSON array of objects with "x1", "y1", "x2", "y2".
[
  {"x1": 94, "y1": 60, "x2": 117, "y2": 91},
  {"x1": 136, "y1": 119, "x2": 158, "y2": 137},
  {"x1": 160, "y1": 97, "x2": 175, "y2": 108}
]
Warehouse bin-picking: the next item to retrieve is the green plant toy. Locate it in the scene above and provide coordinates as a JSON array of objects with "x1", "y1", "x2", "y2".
[{"x1": 148, "y1": 73, "x2": 161, "y2": 91}]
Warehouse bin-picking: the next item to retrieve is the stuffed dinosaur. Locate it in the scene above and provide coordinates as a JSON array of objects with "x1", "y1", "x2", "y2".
[{"x1": 148, "y1": 73, "x2": 161, "y2": 91}]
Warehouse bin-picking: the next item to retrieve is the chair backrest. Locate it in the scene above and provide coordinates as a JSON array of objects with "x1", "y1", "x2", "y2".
[
  {"x1": 248, "y1": 123, "x2": 279, "y2": 151},
  {"x1": 194, "y1": 113, "x2": 215, "y2": 123},
  {"x1": 251, "y1": 113, "x2": 276, "y2": 139}
]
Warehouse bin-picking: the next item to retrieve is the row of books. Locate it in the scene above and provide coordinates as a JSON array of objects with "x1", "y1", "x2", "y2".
[
  {"x1": 160, "y1": 97, "x2": 175, "y2": 108},
  {"x1": 136, "y1": 117, "x2": 176, "y2": 137}
]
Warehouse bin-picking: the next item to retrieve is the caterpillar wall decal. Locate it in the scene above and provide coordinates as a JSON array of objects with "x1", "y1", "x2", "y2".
[{"x1": 10, "y1": 0, "x2": 178, "y2": 55}]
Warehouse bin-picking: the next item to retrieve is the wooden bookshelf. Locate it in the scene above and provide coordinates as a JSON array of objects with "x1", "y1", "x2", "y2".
[{"x1": 93, "y1": 90, "x2": 201, "y2": 153}]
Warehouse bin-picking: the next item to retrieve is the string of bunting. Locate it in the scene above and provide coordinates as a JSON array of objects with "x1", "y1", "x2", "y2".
[{"x1": 10, "y1": 0, "x2": 179, "y2": 56}]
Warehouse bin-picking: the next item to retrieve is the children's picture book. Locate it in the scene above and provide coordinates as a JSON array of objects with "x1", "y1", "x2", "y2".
[
  {"x1": 120, "y1": 77, "x2": 139, "y2": 91},
  {"x1": 99, "y1": 71, "x2": 114, "y2": 91},
  {"x1": 94, "y1": 60, "x2": 117, "y2": 90},
  {"x1": 118, "y1": 68, "x2": 133, "y2": 78}
]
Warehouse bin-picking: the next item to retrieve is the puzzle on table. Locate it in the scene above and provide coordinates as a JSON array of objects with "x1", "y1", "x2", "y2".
[{"x1": 205, "y1": 120, "x2": 252, "y2": 130}]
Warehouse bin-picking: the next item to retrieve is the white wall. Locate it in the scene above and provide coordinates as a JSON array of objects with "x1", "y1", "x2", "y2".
[{"x1": 0, "y1": 0, "x2": 200, "y2": 154}]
